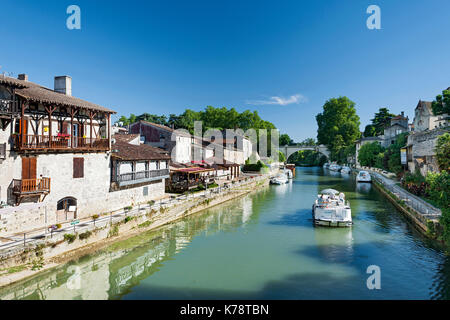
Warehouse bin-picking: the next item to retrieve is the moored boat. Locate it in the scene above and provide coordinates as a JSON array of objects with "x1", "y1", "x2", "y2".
[
  {"x1": 270, "y1": 173, "x2": 288, "y2": 185},
  {"x1": 329, "y1": 163, "x2": 342, "y2": 171},
  {"x1": 312, "y1": 189, "x2": 352, "y2": 227},
  {"x1": 340, "y1": 166, "x2": 351, "y2": 174},
  {"x1": 356, "y1": 170, "x2": 372, "y2": 183}
]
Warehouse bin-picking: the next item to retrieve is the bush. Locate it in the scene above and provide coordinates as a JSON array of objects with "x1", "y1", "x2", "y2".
[
  {"x1": 401, "y1": 170, "x2": 428, "y2": 197},
  {"x1": 147, "y1": 200, "x2": 155, "y2": 206},
  {"x1": 64, "y1": 233, "x2": 76, "y2": 243},
  {"x1": 426, "y1": 171, "x2": 450, "y2": 209},
  {"x1": 124, "y1": 216, "x2": 134, "y2": 223},
  {"x1": 243, "y1": 160, "x2": 267, "y2": 172},
  {"x1": 124, "y1": 206, "x2": 133, "y2": 211},
  {"x1": 92, "y1": 214, "x2": 99, "y2": 220},
  {"x1": 436, "y1": 133, "x2": 450, "y2": 172},
  {"x1": 78, "y1": 231, "x2": 92, "y2": 240}
]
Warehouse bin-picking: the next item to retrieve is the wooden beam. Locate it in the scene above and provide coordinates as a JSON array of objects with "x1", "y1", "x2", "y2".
[{"x1": 45, "y1": 105, "x2": 57, "y2": 147}]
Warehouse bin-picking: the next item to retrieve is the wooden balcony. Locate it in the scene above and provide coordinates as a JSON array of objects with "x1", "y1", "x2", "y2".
[
  {"x1": 114, "y1": 168, "x2": 170, "y2": 187},
  {"x1": 13, "y1": 135, "x2": 109, "y2": 153},
  {"x1": 0, "y1": 99, "x2": 19, "y2": 117},
  {"x1": 12, "y1": 177, "x2": 51, "y2": 204}
]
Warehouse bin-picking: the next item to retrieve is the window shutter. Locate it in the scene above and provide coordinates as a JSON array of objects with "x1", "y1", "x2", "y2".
[{"x1": 73, "y1": 157, "x2": 84, "y2": 178}]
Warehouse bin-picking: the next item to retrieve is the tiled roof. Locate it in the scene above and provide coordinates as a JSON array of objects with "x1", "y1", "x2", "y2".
[
  {"x1": 111, "y1": 134, "x2": 170, "y2": 161},
  {"x1": 0, "y1": 75, "x2": 115, "y2": 113}
]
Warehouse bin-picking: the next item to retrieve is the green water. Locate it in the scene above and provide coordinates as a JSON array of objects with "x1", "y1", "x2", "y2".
[{"x1": 1, "y1": 167, "x2": 449, "y2": 300}]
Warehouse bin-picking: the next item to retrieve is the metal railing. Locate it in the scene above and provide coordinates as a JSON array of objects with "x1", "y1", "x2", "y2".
[
  {"x1": 370, "y1": 171, "x2": 441, "y2": 219},
  {"x1": 116, "y1": 168, "x2": 170, "y2": 183},
  {"x1": 0, "y1": 174, "x2": 267, "y2": 252}
]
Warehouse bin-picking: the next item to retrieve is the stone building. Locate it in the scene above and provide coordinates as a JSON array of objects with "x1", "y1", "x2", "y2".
[
  {"x1": 0, "y1": 74, "x2": 168, "y2": 236},
  {"x1": 381, "y1": 112, "x2": 409, "y2": 147},
  {"x1": 407, "y1": 128, "x2": 449, "y2": 176},
  {"x1": 413, "y1": 100, "x2": 445, "y2": 132}
]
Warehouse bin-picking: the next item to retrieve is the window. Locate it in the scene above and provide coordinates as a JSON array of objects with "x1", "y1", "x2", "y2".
[
  {"x1": 143, "y1": 186, "x2": 148, "y2": 196},
  {"x1": 73, "y1": 157, "x2": 84, "y2": 178}
]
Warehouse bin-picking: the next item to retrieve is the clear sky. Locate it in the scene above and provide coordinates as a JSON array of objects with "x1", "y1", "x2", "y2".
[{"x1": 1, "y1": 0, "x2": 449, "y2": 141}]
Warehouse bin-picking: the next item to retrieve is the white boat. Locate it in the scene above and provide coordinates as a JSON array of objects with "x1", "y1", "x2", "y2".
[
  {"x1": 329, "y1": 164, "x2": 342, "y2": 171},
  {"x1": 312, "y1": 189, "x2": 352, "y2": 227},
  {"x1": 340, "y1": 166, "x2": 351, "y2": 174},
  {"x1": 323, "y1": 163, "x2": 330, "y2": 169},
  {"x1": 284, "y1": 169, "x2": 293, "y2": 179},
  {"x1": 270, "y1": 173, "x2": 288, "y2": 185},
  {"x1": 356, "y1": 170, "x2": 372, "y2": 183}
]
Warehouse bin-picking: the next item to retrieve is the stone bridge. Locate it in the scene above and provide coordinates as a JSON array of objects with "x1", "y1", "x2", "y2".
[{"x1": 280, "y1": 144, "x2": 330, "y2": 160}]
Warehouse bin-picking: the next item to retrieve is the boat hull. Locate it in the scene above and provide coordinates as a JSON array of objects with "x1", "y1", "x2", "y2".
[{"x1": 312, "y1": 205, "x2": 352, "y2": 228}]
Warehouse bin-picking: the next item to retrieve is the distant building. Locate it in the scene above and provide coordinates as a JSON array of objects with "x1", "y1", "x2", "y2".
[
  {"x1": 129, "y1": 120, "x2": 253, "y2": 165},
  {"x1": 381, "y1": 112, "x2": 409, "y2": 147}
]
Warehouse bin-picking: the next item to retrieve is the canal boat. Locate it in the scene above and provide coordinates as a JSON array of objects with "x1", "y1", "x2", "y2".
[
  {"x1": 270, "y1": 173, "x2": 288, "y2": 185},
  {"x1": 356, "y1": 170, "x2": 372, "y2": 183},
  {"x1": 312, "y1": 189, "x2": 352, "y2": 227},
  {"x1": 323, "y1": 163, "x2": 330, "y2": 169},
  {"x1": 329, "y1": 163, "x2": 342, "y2": 171},
  {"x1": 340, "y1": 166, "x2": 351, "y2": 174}
]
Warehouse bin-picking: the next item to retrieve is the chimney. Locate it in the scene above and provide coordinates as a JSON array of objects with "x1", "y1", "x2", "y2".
[
  {"x1": 18, "y1": 74, "x2": 28, "y2": 81},
  {"x1": 401, "y1": 111, "x2": 404, "y2": 117},
  {"x1": 54, "y1": 76, "x2": 72, "y2": 96}
]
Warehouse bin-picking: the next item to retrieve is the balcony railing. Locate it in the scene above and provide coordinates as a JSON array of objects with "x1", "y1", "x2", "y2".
[
  {"x1": 115, "y1": 168, "x2": 170, "y2": 186},
  {"x1": 0, "y1": 99, "x2": 19, "y2": 116},
  {"x1": 12, "y1": 177, "x2": 51, "y2": 195},
  {"x1": 13, "y1": 135, "x2": 109, "y2": 152}
]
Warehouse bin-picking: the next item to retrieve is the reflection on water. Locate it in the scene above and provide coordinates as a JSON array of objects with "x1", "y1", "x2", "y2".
[
  {"x1": 1, "y1": 167, "x2": 450, "y2": 300},
  {"x1": 356, "y1": 182, "x2": 372, "y2": 194}
]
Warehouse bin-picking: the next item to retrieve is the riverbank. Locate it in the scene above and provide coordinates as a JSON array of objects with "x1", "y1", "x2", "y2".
[
  {"x1": 0, "y1": 175, "x2": 269, "y2": 288},
  {"x1": 355, "y1": 167, "x2": 442, "y2": 238}
]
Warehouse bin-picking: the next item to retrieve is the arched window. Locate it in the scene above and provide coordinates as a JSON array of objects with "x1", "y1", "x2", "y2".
[{"x1": 57, "y1": 197, "x2": 77, "y2": 211}]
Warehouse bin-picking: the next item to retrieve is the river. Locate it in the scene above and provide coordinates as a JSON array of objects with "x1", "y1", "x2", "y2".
[{"x1": 1, "y1": 167, "x2": 449, "y2": 300}]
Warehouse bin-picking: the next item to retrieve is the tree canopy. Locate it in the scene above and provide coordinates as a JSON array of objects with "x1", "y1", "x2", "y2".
[
  {"x1": 316, "y1": 96, "x2": 360, "y2": 162},
  {"x1": 432, "y1": 89, "x2": 450, "y2": 116},
  {"x1": 370, "y1": 107, "x2": 396, "y2": 136},
  {"x1": 279, "y1": 134, "x2": 293, "y2": 146},
  {"x1": 118, "y1": 106, "x2": 276, "y2": 134},
  {"x1": 358, "y1": 142, "x2": 384, "y2": 168}
]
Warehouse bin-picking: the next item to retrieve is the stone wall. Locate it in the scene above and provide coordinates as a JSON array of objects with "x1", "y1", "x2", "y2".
[{"x1": 407, "y1": 128, "x2": 449, "y2": 175}]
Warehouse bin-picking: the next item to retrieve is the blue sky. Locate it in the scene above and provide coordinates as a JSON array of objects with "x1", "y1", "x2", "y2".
[{"x1": 1, "y1": 0, "x2": 450, "y2": 141}]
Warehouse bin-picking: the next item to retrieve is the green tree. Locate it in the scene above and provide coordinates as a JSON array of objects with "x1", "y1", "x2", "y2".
[
  {"x1": 432, "y1": 89, "x2": 450, "y2": 116},
  {"x1": 279, "y1": 134, "x2": 293, "y2": 146},
  {"x1": 118, "y1": 115, "x2": 129, "y2": 126},
  {"x1": 358, "y1": 142, "x2": 385, "y2": 167},
  {"x1": 129, "y1": 114, "x2": 137, "y2": 125},
  {"x1": 316, "y1": 97, "x2": 361, "y2": 163},
  {"x1": 371, "y1": 107, "x2": 395, "y2": 136},
  {"x1": 436, "y1": 133, "x2": 450, "y2": 172},
  {"x1": 363, "y1": 124, "x2": 377, "y2": 137}
]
